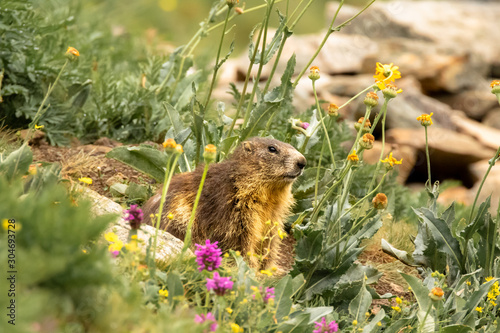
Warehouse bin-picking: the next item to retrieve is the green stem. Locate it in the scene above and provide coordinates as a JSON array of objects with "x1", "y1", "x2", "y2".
[
  {"x1": 368, "y1": 99, "x2": 389, "y2": 192},
  {"x1": 204, "y1": 8, "x2": 232, "y2": 110},
  {"x1": 418, "y1": 302, "x2": 433, "y2": 333},
  {"x1": 292, "y1": 0, "x2": 344, "y2": 87},
  {"x1": 152, "y1": 154, "x2": 179, "y2": 266},
  {"x1": 227, "y1": 22, "x2": 265, "y2": 138},
  {"x1": 313, "y1": 80, "x2": 336, "y2": 168},
  {"x1": 25, "y1": 59, "x2": 69, "y2": 143},
  {"x1": 489, "y1": 198, "x2": 500, "y2": 277},
  {"x1": 242, "y1": 0, "x2": 276, "y2": 128},
  {"x1": 339, "y1": 84, "x2": 375, "y2": 110},
  {"x1": 262, "y1": 34, "x2": 288, "y2": 95},
  {"x1": 181, "y1": 162, "x2": 211, "y2": 254},
  {"x1": 424, "y1": 125, "x2": 432, "y2": 185},
  {"x1": 314, "y1": 134, "x2": 328, "y2": 207}
]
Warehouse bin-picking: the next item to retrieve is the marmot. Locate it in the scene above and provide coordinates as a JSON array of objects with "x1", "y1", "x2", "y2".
[{"x1": 142, "y1": 137, "x2": 306, "y2": 269}]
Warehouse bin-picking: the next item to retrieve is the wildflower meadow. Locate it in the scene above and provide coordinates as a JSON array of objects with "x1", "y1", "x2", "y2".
[{"x1": 1, "y1": 0, "x2": 500, "y2": 332}]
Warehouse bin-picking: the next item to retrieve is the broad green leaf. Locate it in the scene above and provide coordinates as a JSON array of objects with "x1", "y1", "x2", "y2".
[
  {"x1": 106, "y1": 145, "x2": 167, "y2": 182},
  {"x1": 274, "y1": 276, "x2": 293, "y2": 321},
  {"x1": 381, "y1": 239, "x2": 416, "y2": 266},
  {"x1": 0, "y1": 143, "x2": 32, "y2": 180},
  {"x1": 275, "y1": 312, "x2": 310, "y2": 333},
  {"x1": 414, "y1": 208, "x2": 464, "y2": 272},
  {"x1": 362, "y1": 309, "x2": 386, "y2": 333},
  {"x1": 478, "y1": 214, "x2": 500, "y2": 274},
  {"x1": 303, "y1": 306, "x2": 333, "y2": 324},
  {"x1": 252, "y1": 11, "x2": 286, "y2": 65},
  {"x1": 163, "y1": 102, "x2": 186, "y2": 135},
  {"x1": 294, "y1": 229, "x2": 323, "y2": 264},
  {"x1": 413, "y1": 223, "x2": 447, "y2": 271},
  {"x1": 439, "y1": 325, "x2": 472, "y2": 333},
  {"x1": 383, "y1": 318, "x2": 413, "y2": 333},
  {"x1": 349, "y1": 284, "x2": 372, "y2": 322},
  {"x1": 167, "y1": 271, "x2": 184, "y2": 308},
  {"x1": 125, "y1": 182, "x2": 148, "y2": 201},
  {"x1": 461, "y1": 196, "x2": 491, "y2": 241},
  {"x1": 402, "y1": 273, "x2": 434, "y2": 332}
]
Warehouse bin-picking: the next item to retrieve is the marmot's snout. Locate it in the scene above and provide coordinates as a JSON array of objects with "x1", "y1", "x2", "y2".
[{"x1": 286, "y1": 150, "x2": 307, "y2": 179}]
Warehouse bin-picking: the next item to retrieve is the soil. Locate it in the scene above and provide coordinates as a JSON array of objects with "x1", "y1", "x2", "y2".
[{"x1": 28, "y1": 134, "x2": 416, "y2": 301}]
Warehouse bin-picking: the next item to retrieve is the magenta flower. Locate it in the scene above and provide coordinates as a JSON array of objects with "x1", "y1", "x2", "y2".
[
  {"x1": 301, "y1": 122, "x2": 310, "y2": 130},
  {"x1": 123, "y1": 204, "x2": 144, "y2": 229},
  {"x1": 194, "y1": 312, "x2": 218, "y2": 332},
  {"x1": 206, "y1": 272, "x2": 233, "y2": 296},
  {"x1": 263, "y1": 287, "x2": 275, "y2": 304},
  {"x1": 194, "y1": 239, "x2": 222, "y2": 272},
  {"x1": 313, "y1": 317, "x2": 338, "y2": 333}
]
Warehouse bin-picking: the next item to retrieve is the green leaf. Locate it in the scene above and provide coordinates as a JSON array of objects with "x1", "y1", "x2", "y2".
[
  {"x1": 275, "y1": 313, "x2": 310, "y2": 333},
  {"x1": 383, "y1": 319, "x2": 413, "y2": 333},
  {"x1": 477, "y1": 214, "x2": 500, "y2": 274},
  {"x1": 253, "y1": 11, "x2": 286, "y2": 65},
  {"x1": 463, "y1": 279, "x2": 497, "y2": 313},
  {"x1": 381, "y1": 239, "x2": 416, "y2": 266},
  {"x1": 461, "y1": 196, "x2": 490, "y2": 241},
  {"x1": 125, "y1": 182, "x2": 148, "y2": 201},
  {"x1": 303, "y1": 306, "x2": 333, "y2": 324},
  {"x1": 167, "y1": 271, "x2": 184, "y2": 308},
  {"x1": 439, "y1": 325, "x2": 472, "y2": 333},
  {"x1": 349, "y1": 284, "x2": 372, "y2": 322},
  {"x1": 414, "y1": 208, "x2": 464, "y2": 272},
  {"x1": 294, "y1": 229, "x2": 323, "y2": 264},
  {"x1": 274, "y1": 276, "x2": 293, "y2": 321},
  {"x1": 106, "y1": 145, "x2": 167, "y2": 182},
  {"x1": 163, "y1": 102, "x2": 186, "y2": 135},
  {"x1": 0, "y1": 143, "x2": 33, "y2": 180},
  {"x1": 413, "y1": 223, "x2": 447, "y2": 271},
  {"x1": 362, "y1": 309, "x2": 386, "y2": 333},
  {"x1": 401, "y1": 273, "x2": 435, "y2": 333}
]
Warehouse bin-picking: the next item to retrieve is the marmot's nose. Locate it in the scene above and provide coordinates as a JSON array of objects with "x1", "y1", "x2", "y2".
[{"x1": 296, "y1": 156, "x2": 307, "y2": 170}]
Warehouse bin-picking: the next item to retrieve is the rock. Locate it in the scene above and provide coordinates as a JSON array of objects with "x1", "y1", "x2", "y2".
[
  {"x1": 82, "y1": 145, "x2": 113, "y2": 155},
  {"x1": 483, "y1": 108, "x2": 500, "y2": 130},
  {"x1": 434, "y1": 90, "x2": 498, "y2": 120},
  {"x1": 469, "y1": 159, "x2": 500, "y2": 213},
  {"x1": 437, "y1": 186, "x2": 472, "y2": 206},
  {"x1": 449, "y1": 114, "x2": 500, "y2": 150},
  {"x1": 362, "y1": 141, "x2": 417, "y2": 183},
  {"x1": 17, "y1": 129, "x2": 45, "y2": 146},
  {"x1": 94, "y1": 137, "x2": 123, "y2": 148},
  {"x1": 329, "y1": 1, "x2": 500, "y2": 67},
  {"x1": 79, "y1": 186, "x2": 189, "y2": 261}
]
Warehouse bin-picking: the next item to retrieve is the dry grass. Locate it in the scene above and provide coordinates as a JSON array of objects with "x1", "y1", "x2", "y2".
[{"x1": 59, "y1": 148, "x2": 102, "y2": 179}]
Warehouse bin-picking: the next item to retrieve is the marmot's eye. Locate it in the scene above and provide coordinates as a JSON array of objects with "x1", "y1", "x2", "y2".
[{"x1": 268, "y1": 146, "x2": 278, "y2": 153}]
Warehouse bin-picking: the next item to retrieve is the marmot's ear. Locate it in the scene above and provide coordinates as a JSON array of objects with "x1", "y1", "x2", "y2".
[{"x1": 242, "y1": 141, "x2": 253, "y2": 153}]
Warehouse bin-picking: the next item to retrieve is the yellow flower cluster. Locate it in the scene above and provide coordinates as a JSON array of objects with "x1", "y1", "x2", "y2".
[
  {"x1": 416, "y1": 113, "x2": 434, "y2": 127},
  {"x1": 486, "y1": 277, "x2": 499, "y2": 307},
  {"x1": 79, "y1": 177, "x2": 93, "y2": 185},
  {"x1": 159, "y1": 289, "x2": 169, "y2": 298},
  {"x1": 380, "y1": 152, "x2": 403, "y2": 167},
  {"x1": 105, "y1": 232, "x2": 123, "y2": 253}
]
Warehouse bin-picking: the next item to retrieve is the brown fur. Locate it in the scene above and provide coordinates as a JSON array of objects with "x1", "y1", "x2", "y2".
[{"x1": 142, "y1": 137, "x2": 306, "y2": 270}]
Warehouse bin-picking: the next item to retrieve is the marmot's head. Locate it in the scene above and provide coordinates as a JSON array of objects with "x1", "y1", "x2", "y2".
[{"x1": 232, "y1": 137, "x2": 306, "y2": 186}]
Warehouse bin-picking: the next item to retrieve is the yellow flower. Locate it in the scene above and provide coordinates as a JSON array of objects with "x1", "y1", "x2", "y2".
[
  {"x1": 382, "y1": 83, "x2": 403, "y2": 99},
  {"x1": 380, "y1": 152, "x2": 403, "y2": 168},
  {"x1": 466, "y1": 281, "x2": 471, "y2": 286},
  {"x1": 491, "y1": 80, "x2": 500, "y2": 94},
  {"x1": 490, "y1": 80, "x2": 500, "y2": 88},
  {"x1": 231, "y1": 323, "x2": 243, "y2": 333},
  {"x1": 416, "y1": 113, "x2": 433, "y2": 127},
  {"x1": 34, "y1": 124, "x2": 44, "y2": 130},
  {"x1": 491, "y1": 300, "x2": 497, "y2": 307},
  {"x1": 235, "y1": 251, "x2": 241, "y2": 256},
  {"x1": 226, "y1": 307, "x2": 233, "y2": 314},
  {"x1": 377, "y1": 322, "x2": 382, "y2": 327},
  {"x1": 392, "y1": 306, "x2": 401, "y2": 312},
  {"x1": 278, "y1": 228, "x2": 286, "y2": 240},
  {"x1": 131, "y1": 234, "x2": 138, "y2": 240},
  {"x1": 224, "y1": 253, "x2": 230, "y2": 258},
  {"x1": 108, "y1": 240, "x2": 123, "y2": 252},
  {"x1": 250, "y1": 286, "x2": 259, "y2": 292},
  {"x1": 159, "y1": 289, "x2": 169, "y2": 298},
  {"x1": 347, "y1": 150, "x2": 359, "y2": 163},
  {"x1": 163, "y1": 139, "x2": 177, "y2": 153},
  {"x1": 125, "y1": 240, "x2": 139, "y2": 252},
  {"x1": 78, "y1": 177, "x2": 93, "y2": 185},
  {"x1": 175, "y1": 144, "x2": 184, "y2": 154},
  {"x1": 260, "y1": 270, "x2": 273, "y2": 277},
  {"x1": 167, "y1": 213, "x2": 174, "y2": 220},
  {"x1": 352, "y1": 320, "x2": 358, "y2": 326},
  {"x1": 203, "y1": 144, "x2": 217, "y2": 162},
  {"x1": 408, "y1": 286, "x2": 412, "y2": 291},
  {"x1": 240, "y1": 298, "x2": 248, "y2": 304},
  {"x1": 328, "y1": 103, "x2": 339, "y2": 116},
  {"x1": 104, "y1": 232, "x2": 120, "y2": 243},
  {"x1": 485, "y1": 276, "x2": 494, "y2": 282},
  {"x1": 365, "y1": 312, "x2": 371, "y2": 317},
  {"x1": 374, "y1": 62, "x2": 401, "y2": 89},
  {"x1": 364, "y1": 91, "x2": 379, "y2": 107},
  {"x1": 476, "y1": 306, "x2": 483, "y2": 313},
  {"x1": 395, "y1": 297, "x2": 402, "y2": 304},
  {"x1": 65, "y1": 46, "x2": 80, "y2": 61}
]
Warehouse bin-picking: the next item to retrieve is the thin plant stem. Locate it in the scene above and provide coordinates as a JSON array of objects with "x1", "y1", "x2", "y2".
[
  {"x1": 181, "y1": 162, "x2": 211, "y2": 253},
  {"x1": 227, "y1": 23, "x2": 265, "y2": 138},
  {"x1": 262, "y1": 34, "x2": 287, "y2": 95},
  {"x1": 204, "y1": 8, "x2": 232, "y2": 109},
  {"x1": 152, "y1": 154, "x2": 179, "y2": 265},
  {"x1": 424, "y1": 125, "x2": 432, "y2": 185},
  {"x1": 25, "y1": 59, "x2": 69, "y2": 143},
  {"x1": 368, "y1": 99, "x2": 389, "y2": 192},
  {"x1": 313, "y1": 80, "x2": 336, "y2": 168},
  {"x1": 418, "y1": 303, "x2": 433, "y2": 333},
  {"x1": 314, "y1": 138, "x2": 327, "y2": 207},
  {"x1": 242, "y1": 0, "x2": 276, "y2": 128},
  {"x1": 489, "y1": 198, "x2": 500, "y2": 276},
  {"x1": 339, "y1": 84, "x2": 375, "y2": 110}
]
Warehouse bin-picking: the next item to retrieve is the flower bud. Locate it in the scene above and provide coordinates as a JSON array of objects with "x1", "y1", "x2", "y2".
[
  {"x1": 65, "y1": 46, "x2": 80, "y2": 61},
  {"x1": 308, "y1": 66, "x2": 320, "y2": 81},
  {"x1": 354, "y1": 117, "x2": 371, "y2": 133},
  {"x1": 359, "y1": 133, "x2": 375, "y2": 150},
  {"x1": 235, "y1": 7, "x2": 244, "y2": 14},
  {"x1": 175, "y1": 144, "x2": 184, "y2": 155},
  {"x1": 301, "y1": 122, "x2": 310, "y2": 130},
  {"x1": 382, "y1": 83, "x2": 402, "y2": 99},
  {"x1": 429, "y1": 287, "x2": 444, "y2": 301},
  {"x1": 226, "y1": 0, "x2": 239, "y2": 8},
  {"x1": 363, "y1": 91, "x2": 379, "y2": 107},
  {"x1": 328, "y1": 103, "x2": 339, "y2": 117},
  {"x1": 347, "y1": 150, "x2": 359, "y2": 164},
  {"x1": 491, "y1": 80, "x2": 500, "y2": 94},
  {"x1": 416, "y1": 113, "x2": 433, "y2": 127},
  {"x1": 203, "y1": 144, "x2": 217, "y2": 163},
  {"x1": 163, "y1": 138, "x2": 177, "y2": 153},
  {"x1": 372, "y1": 193, "x2": 388, "y2": 210}
]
